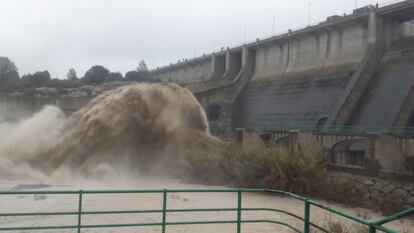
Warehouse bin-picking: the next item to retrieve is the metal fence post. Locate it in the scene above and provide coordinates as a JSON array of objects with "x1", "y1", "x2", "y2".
[
  {"x1": 162, "y1": 189, "x2": 167, "y2": 233},
  {"x1": 304, "y1": 199, "x2": 310, "y2": 233},
  {"x1": 237, "y1": 189, "x2": 242, "y2": 233},
  {"x1": 369, "y1": 224, "x2": 376, "y2": 233},
  {"x1": 77, "y1": 190, "x2": 83, "y2": 233}
]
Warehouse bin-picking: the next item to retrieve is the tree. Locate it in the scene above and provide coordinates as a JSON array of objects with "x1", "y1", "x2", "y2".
[
  {"x1": 81, "y1": 65, "x2": 110, "y2": 84},
  {"x1": 0, "y1": 57, "x2": 20, "y2": 91},
  {"x1": 67, "y1": 68, "x2": 78, "y2": 81},
  {"x1": 21, "y1": 70, "x2": 51, "y2": 86},
  {"x1": 106, "y1": 72, "x2": 123, "y2": 82},
  {"x1": 137, "y1": 60, "x2": 148, "y2": 72},
  {"x1": 124, "y1": 70, "x2": 159, "y2": 83},
  {"x1": 124, "y1": 60, "x2": 154, "y2": 82},
  {"x1": 124, "y1": 71, "x2": 141, "y2": 81}
]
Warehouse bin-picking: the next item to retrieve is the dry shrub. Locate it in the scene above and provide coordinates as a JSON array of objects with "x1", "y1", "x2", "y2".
[
  {"x1": 320, "y1": 221, "x2": 368, "y2": 233},
  {"x1": 182, "y1": 141, "x2": 409, "y2": 215},
  {"x1": 182, "y1": 143, "x2": 327, "y2": 194},
  {"x1": 316, "y1": 173, "x2": 360, "y2": 204},
  {"x1": 380, "y1": 192, "x2": 406, "y2": 215}
]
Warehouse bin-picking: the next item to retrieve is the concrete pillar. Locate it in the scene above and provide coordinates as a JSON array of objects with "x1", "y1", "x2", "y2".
[
  {"x1": 242, "y1": 47, "x2": 248, "y2": 67},
  {"x1": 365, "y1": 133, "x2": 380, "y2": 176},
  {"x1": 368, "y1": 11, "x2": 379, "y2": 45},
  {"x1": 211, "y1": 54, "x2": 216, "y2": 73},
  {"x1": 288, "y1": 130, "x2": 300, "y2": 154},
  {"x1": 225, "y1": 48, "x2": 231, "y2": 72},
  {"x1": 365, "y1": 133, "x2": 377, "y2": 159}
]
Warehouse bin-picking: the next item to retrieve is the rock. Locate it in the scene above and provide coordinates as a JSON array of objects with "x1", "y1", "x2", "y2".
[
  {"x1": 393, "y1": 188, "x2": 408, "y2": 197},
  {"x1": 383, "y1": 184, "x2": 397, "y2": 194},
  {"x1": 376, "y1": 195, "x2": 384, "y2": 203},
  {"x1": 404, "y1": 185, "x2": 414, "y2": 191},
  {"x1": 350, "y1": 188, "x2": 358, "y2": 195},
  {"x1": 364, "y1": 179, "x2": 375, "y2": 186},
  {"x1": 350, "y1": 196, "x2": 360, "y2": 204},
  {"x1": 363, "y1": 193, "x2": 371, "y2": 201},
  {"x1": 373, "y1": 181, "x2": 383, "y2": 191},
  {"x1": 370, "y1": 190, "x2": 380, "y2": 200},
  {"x1": 404, "y1": 197, "x2": 414, "y2": 204},
  {"x1": 402, "y1": 204, "x2": 412, "y2": 211}
]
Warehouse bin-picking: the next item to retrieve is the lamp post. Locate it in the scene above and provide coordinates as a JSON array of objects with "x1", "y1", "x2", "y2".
[
  {"x1": 244, "y1": 24, "x2": 247, "y2": 44},
  {"x1": 308, "y1": 2, "x2": 312, "y2": 26},
  {"x1": 272, "y1": 16, "x2": 276, "y2": 36}
]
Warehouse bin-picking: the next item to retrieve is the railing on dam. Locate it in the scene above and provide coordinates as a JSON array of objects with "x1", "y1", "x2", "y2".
[
  {"x1": 0, "y1": 188, "x2": 412, "y2": 233},
  {"x1": 261, "y1": 125, "x2": 414, "y2": 136}
]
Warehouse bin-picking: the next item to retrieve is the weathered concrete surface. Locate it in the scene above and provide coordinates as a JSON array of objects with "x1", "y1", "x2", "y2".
[
  {"x1": 151, "y1": 56, "x2": 213, "y2": 84},
  {"x1": 147, "y1": 2, "x2": 414, "y2": 140},
  {"x1": 349, "y1": 38, "x2": 414, "y2": 127},
  {"x1": 196, "y1": 47, "x2": 255, "y2": 138}
]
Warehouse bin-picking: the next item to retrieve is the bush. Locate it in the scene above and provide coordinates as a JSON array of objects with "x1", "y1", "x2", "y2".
[
  {"x1": 181, "y1": 143, "x2": 327, "y2": 194},
  {"x1": 181, "y1": 142, "x2": 409, "y2": 214},
  {"x1": 314, "y1": 221, "x2": 368, "y2": 233}
]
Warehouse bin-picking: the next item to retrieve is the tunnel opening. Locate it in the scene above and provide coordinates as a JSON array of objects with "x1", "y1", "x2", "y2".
[
  {"x1": 260, "y1": 133, "x2": 272, "y2": 142},
  {"x1": 331, "y1": 139, "x2": 366, "y2": 168}
]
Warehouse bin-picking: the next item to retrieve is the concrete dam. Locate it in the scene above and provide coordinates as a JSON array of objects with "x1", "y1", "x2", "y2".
[
  {"x1": 2, "y1": 1, "x2": 414, "y2": 178},
  {"x1": 150, "y1": 1, "x2": 414, "y2": 177}
]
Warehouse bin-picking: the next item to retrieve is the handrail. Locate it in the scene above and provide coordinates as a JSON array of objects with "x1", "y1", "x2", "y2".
[
  {"x1": 0, "y1": 188, "x2": 411, "y2": 233},
  {"x1": 261, "y1": 124, "x2": 414, "y2": 136},
  {"x1": 378, "y1": 0, "x2": 410, "y2": 8}
]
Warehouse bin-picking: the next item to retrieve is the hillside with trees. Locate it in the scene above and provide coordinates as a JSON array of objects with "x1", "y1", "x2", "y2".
[{"x1": 0, "y1": 58, "x2": 160, "y2": 93}]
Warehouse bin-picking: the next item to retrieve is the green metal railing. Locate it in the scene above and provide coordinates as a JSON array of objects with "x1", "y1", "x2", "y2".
[{"x1": 0, "y1": 188, "x2": 412, "y2": 233}]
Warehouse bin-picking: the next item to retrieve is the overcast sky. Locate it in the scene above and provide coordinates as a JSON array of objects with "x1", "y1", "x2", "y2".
[{"x1": 1, "y1": 0, "x2": 392, "y2": 78}]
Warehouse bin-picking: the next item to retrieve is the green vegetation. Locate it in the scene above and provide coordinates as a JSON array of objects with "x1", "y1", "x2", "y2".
[
  {"x1": 182, "y1": 143, "x2": 326, "y2": 193},
  {"x1": 0, "y1": 57, "x2": 160, "y2": 93},
  {"x1": 314, "y1": 221, "x2": 368, "y2": 233},
  {"x1": 181, "y1": 142, "x2": 407, "y2": 215}
]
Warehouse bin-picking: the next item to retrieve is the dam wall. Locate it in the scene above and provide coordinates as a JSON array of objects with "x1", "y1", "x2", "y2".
[
  {"x1": 0, "y1": 94, "x2": 90, "y2": 122},
  {"x1": 151, "y1": 56, "x2": 213, "y2": 84},
  {"x1": 147, "y1": 1, "x2": 414, "y2": 137},
  {"x1": 252, "y1": 21, "x2": 367, "y2": 81}
]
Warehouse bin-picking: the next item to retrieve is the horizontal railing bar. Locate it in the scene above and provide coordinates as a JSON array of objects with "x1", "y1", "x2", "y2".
[
  {"x1": 242, "y1": 220, "x2": 303, "y2": 233},
  {"x1": 0, "y1": 219, "x2": 303, "y2": 231},
  {"x1": 161, "y1": 188, "x2": 265, "y2": 193},
  {"x1": 243, "y1": 208, "x2": 303, "y2": 220},
  {"x1": 373, "y1": 224, "x2": 398, "y2": 233},
  {"x1": 0, "y1": 190, "x2": 79, "y2": 195},
  {"x1": 0, "y1": 188, "x2": 266, "y2": 195},
  {"x1": 374, "y1": 207, "x2": 414, "y2": 225},
  {"x1": 243, "y1": 208, "x2": 328, "y2": 232},
  {"x1": 0, "y1": 211, "x2": 78, "y2": 217},
  {"x1": 308, "y1": 200, "x2": 370, "y2": 226},
  {"x1": 0, "y1": 225, "x2": 78, "y2": 231},
  {"x1": 264, "y1": 189, "x2": 307, "y2": 201},
  {"x1": 0, "y1": 207, "x2": 302, "y2": 218}
]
